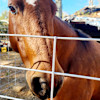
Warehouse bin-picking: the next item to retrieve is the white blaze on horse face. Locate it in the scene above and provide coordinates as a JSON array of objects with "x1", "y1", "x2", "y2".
[{"x1": 26, "y1": 0, "x2": 37, "y2": 6}]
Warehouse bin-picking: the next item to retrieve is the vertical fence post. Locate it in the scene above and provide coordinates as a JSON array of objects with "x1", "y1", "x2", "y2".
[{"x1": 50, "y1": 36, "x2": 57, "y2": 100}]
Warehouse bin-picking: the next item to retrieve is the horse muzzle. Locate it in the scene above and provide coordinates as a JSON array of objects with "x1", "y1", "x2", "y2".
[
  {"x1": 30, "y1": 76, "x2": 64, "y2": 100},
  {"x1": 31, "y1": 77, "x2": 50, "y2": 99}
]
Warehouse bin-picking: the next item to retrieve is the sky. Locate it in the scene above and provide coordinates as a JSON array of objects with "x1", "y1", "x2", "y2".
[
  {"x1": 62, "y1": 0, "x2": 99, "y2": 15},
  {"x1": 0, "y1": 0, "x2": 99, "y2": 16},
  {"x1": 0, "y1": 0, "x2": 8, "y2": 16}
]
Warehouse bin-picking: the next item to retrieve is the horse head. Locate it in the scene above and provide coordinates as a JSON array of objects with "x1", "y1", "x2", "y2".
[{"x1": 8, "y1": 0, "x2": 64, "y2": 99}]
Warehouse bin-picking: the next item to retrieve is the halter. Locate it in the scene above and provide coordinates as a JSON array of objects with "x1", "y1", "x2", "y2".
[{"x1": 31, "y1": 61, "x2": 51, "y2": 70}]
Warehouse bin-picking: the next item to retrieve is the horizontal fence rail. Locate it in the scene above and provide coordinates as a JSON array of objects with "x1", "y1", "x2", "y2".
[
  {"x1": 0, "y1": 33, "x2": 100, "y2": 100},
  {"x1": 1, "y1": 33, "x2": 100, "y2": 41},
  {"x1": 0, "y1": 65, "x2": 100, "y2": 81}
]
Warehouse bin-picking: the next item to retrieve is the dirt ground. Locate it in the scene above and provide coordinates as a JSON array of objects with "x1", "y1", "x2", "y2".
[{"x1": 0, "y1": 51, "x2": 40, "y2": 100}]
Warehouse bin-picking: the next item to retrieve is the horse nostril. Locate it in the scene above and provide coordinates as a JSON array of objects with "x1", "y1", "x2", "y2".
[
  {"x1": 31, "y1": 77, "x2": 41, "y2": 94},
  {"x1": 31, "y1": 77, "x2": 50, "y2": 99}
]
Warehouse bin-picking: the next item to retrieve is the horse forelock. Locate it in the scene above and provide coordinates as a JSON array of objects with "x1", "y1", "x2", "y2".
[{"x1": 36, "y1": 7, "x2": 48, "y2": 36}]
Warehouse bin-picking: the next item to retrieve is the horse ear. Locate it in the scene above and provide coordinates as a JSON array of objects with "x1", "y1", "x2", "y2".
[{"x1": 50, "y1": 0, "x2": 57, "y2": 16}]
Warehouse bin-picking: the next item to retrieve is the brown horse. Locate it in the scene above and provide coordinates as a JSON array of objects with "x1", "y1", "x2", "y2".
[{"x1": 8, "y1": 0, "x2": 100, "y2": 100}]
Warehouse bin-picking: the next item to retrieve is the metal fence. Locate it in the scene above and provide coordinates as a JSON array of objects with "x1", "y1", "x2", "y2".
[{"x1": 0, "y1": 33, "x2": 100, "y2": 100}]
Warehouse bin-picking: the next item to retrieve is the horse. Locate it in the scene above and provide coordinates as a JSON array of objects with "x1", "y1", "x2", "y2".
[{"x1": 8, "y1": 0, "x2": 100, "y2": 100}]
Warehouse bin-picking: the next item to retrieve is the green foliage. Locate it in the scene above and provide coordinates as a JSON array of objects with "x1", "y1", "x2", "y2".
[
  {"x1": 80, "y1": 12, "x2": 84, "y2": 15},
  {"x1": 76, "y1": 11, "x2": 80, "y2": 15},
  {"x1": 0, "y1": 10, "x2": 8, "y2": 20},
  {"x1": 0, "y1": 21, "x2": 8, "y2": 33},
  {"x1": 5, "y1": 72, "x2": 10, "y2": 76},
  {"x1": 0, "y1": 10, "x2": 8, "y2": 34},
  {"x1": 84, "y1": 12, "x2": 91, "y2": 15}
]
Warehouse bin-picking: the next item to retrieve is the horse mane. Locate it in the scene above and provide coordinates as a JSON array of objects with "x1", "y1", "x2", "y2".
[
  {"x1": 64, "y1": 19, "x2": 91, "y2": 37},
  {"x1": 64, "y1": 21, "x2": 90, "y2": 38},
  {"x1": 75, "y1": 29, "x2": 90, "y2": 38},
  {"x1": 64, "y1": 20, "x2": 91, "y2": 48},
  {"x1": 75, "y1": 29, "x2": 92, "y2": 50}
]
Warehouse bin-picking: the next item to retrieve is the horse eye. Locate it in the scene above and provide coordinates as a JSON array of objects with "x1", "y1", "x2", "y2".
[{"x1": 8, "y1": 6, "x2": 17, "y2": 14}]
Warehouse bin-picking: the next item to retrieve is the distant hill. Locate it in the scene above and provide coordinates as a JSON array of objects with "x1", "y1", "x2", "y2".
[{"x1": 74, "y1": 6, "x2": 100, "y2": 18}]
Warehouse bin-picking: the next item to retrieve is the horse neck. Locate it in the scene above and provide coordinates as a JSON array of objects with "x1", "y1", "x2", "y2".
[
  {"x1": 53, "y1": 16, "x2": 77, "y2": 37},
  {"x1": 53, "y1": 16, "x2": 78, "y2": 72}
]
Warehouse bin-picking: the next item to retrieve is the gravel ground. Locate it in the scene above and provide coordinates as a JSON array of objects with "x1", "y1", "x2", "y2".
[{"x1": 0, "y1": 51, "x2": 40, "y2": 100}]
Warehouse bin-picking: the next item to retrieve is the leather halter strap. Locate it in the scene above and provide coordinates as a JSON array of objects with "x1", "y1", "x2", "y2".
[{"x1": 30, "y1": 61, "x2": 51, "y2": 69}]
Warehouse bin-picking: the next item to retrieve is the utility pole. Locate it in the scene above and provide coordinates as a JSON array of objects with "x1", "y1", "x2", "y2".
[
  {"x1": 55, "y1": 0, "x2": 62, "y2": 19},
  {"x1": 89, "y1": 0, "x2": 94, "y2": 7}
]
